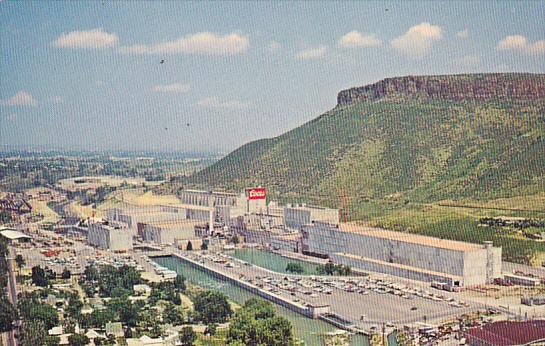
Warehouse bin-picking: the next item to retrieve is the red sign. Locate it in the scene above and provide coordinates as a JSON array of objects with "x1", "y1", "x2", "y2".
[{"x1": 247, "y1": 188, "x2": 266, "y2": 200}]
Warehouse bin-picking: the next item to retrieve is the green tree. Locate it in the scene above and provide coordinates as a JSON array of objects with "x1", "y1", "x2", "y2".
[
  {"x1": 204, "y1": 323, "x2": 217, "y2": 341},
  {"x1": 0, "y1": 297, "x2": 17, "y2": 332},
  {"x1": 285, "y1": 262, "x2": 305, "y2": 274},
  {"x1": 337, "y1": 264, "x2": 352, "y2": 276},
  {"x1": 31, "y1": 266, "x2": 49, "y2": 287},
  {"x1": 174, "y1": 274, "x2": 186, "y2": 292},
  {"x1": 20, "y1": 320, "x2": 47, "y2": 346},
  {"x1": 15, "y1": 254, "x2": 26, "y2": 270},
  {"x1": 65, "y1": 293, "x2": 83, "y2": 320},
  {"x1": 0, "y1": 210, "x2": 12, "y2": 224},
  {"x1": 193, "y1": 290, "x2": 232, "y2": 324},
  {"x1": 44, "y1": 335, "x2": 61, "y2": 346},
  {"x1": 68, "y1": 333, "x2": 90, "y2": 346},
  {"x1": 179, "y1": 326, "x2": 196, "y2": 346},
  {"x1": 227, "y1": 299, "x2": 294, "y2": 346},
  {"x1": 230, "y1": 234, "x2": 240, "y2": 245},
  {"x1": 61, "y1": 268, "x2": 71, "y2": 279},
  {"x1": 163, "y1": 302, "x2": 184, "y2": 326},
  {"x1": 18, "y1": 295, "x2": 59, "y2": 329},
  {"x1": 186, "y1": 241, "x2": 193, "y2": 251},
  {"x1": 84, "y1": 265, "x2": 99, "y2": 281}
]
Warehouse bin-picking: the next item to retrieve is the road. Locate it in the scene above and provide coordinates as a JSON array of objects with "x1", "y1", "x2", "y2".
[
  {"x1": 503, "y1": 261, "x2": 545, "y2": 279},
  {"x1": 5, "y1": 247, "x2": 18, "y2": 346}
]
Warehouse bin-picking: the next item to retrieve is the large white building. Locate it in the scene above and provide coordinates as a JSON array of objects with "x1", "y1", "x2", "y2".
[
  {"x1": 284, "y1": 204, "x2": 340, "y2": 230},
  {"x1": 302, "y1": 222, "x2": 502, "y2": 287},
  {"x1": 107, "y1": 204, "x2": 212, "y2": 236},
  {"x1": 139, "y1": 219, "x2": 201, "y2": 245},
  {"x1": 87, "y1": 222, "x2": 133, "y2": 251},
  {"x1": 178, "y1": 188, "x2": 268, "y2": 218}
]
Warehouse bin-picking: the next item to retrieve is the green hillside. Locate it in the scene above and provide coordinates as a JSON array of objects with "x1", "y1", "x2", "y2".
[
  {"x1": 188, "y1": 73, "x2": 545, "y2": 205},
  {"x1": 177, "y1": 73, "x2": 545, "y2": 264}
]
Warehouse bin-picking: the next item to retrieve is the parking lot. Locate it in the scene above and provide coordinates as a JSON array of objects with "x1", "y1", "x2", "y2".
[{"x1": 184, "y1": 251, "x2": 479, "y2": 329}]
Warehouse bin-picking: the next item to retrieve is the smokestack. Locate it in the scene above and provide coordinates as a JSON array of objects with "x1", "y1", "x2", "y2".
[{"x1": 209, "y1": 208, "x2": 214, "y2": 235}]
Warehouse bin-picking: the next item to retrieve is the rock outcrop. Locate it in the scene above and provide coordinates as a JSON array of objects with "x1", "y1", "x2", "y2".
[{"x1": 337, "y1": 73, "x2": 545, "y2": 106}]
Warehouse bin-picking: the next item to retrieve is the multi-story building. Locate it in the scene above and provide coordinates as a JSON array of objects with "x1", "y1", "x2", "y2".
[
  {"x1": 178, "y1": 187, "x2": 268, "y2": 219},
  {"x1": 302, "y1": 222, "x2": 501, "y2": 287},
  {"x1": 106, "y1": 204, "x2": 212, "y2": 237},
  {"x1": 87, "y1": 222, "x2": 133, "y2": 251}
]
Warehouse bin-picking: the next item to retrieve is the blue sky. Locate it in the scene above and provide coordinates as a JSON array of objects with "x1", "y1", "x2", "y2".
[{"x1": 1, "y1": 1, "x2": 544, "y2": 153}]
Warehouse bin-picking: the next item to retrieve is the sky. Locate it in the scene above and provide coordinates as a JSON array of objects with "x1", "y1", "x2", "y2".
[{"x1": 1, "y1": 1, "x2": 544, "y2": 154}]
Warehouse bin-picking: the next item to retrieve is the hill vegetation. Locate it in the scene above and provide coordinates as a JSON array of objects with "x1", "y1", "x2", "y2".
[{"x1": 178, "y1": 73, "x2": 545, "y2": 264}]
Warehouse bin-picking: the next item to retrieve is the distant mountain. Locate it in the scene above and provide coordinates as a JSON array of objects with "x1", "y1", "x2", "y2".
[{"x1": 184, "y1": 73, "x2": 545, "y2": 210}]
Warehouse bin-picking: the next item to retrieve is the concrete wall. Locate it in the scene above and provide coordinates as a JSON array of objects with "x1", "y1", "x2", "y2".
[
  {"x1": 87, "y1": 223, "x2": 132, "y2": 251},
  {"x1": 331, "y1": 253, "x2": 457, "y2": 285},
  {"x1": 303, "y1": 223, "x2": 501, "y2": 286},
  {"x1": 285, "y1": 205, "x2": 340, "y2": 230},
  {"x1": 179, "y1": 190, "x2": 239, "y2": 207},
  {"x1": 270, "y1": 236, "x2": 300, "y2": 252},
  {"x1": 305, "y1": 223, "x2": 466, "y2": 276},
  {"x1": 141, "y1": 222, "x2": 197, "y2": 245},
  {"x1": 106, "y1": 208, "x2": 188, "y2": 234},
  {"x1": 173, "y1": 254, "x2": 328, "y2": 319}
]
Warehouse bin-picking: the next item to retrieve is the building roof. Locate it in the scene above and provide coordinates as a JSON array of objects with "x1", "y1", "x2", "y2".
[
  {"x1": 143, "y1": 219, "x2": 202, "y2": 228},
  {"x1": 0, "y1": 228, "x2": 31, "y2": 240},
  {"x1": 337, "y1": 223, "x2": 485, "y2": 252},
  {"x1": 465, "y1": 320, "x2": 545, "y2": 345}
]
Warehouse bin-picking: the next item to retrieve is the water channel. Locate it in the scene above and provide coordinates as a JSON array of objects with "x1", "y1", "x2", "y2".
[
  {"x1": 227, "y1": 248, "x2": 322, "y2": 275},
  {"x1": 153, "y1": 255, "x2": 369, "y2": 346}
]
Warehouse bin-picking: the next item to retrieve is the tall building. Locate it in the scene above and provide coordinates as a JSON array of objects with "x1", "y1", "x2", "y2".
[{"x1": 87, "y1": 222, "x2": 133, "y2": 251}]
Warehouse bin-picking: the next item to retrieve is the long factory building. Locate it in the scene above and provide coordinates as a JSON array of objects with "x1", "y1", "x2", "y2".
[{"x1": 302, "y1": 222, "x2": 502, "y2": 287}]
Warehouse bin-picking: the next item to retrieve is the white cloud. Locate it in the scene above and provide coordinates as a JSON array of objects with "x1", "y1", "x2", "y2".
[
  {"x1": 497, "y1": 35, "x2": 545, "y2": 55},
  {"x1": 197, "y1": 97, "x2": 250, "y2": 109},
  {"x1": 390, "y1": 22, "x2": 443, "y2": 58},
  {"x1": 268, "y1": 41, "x2": 282, "y2": 52},
  {"x1": 295, "y1": 45, "x2": 327, "y2": 60},
  {"x1": 119, "y1": 32, "x2": 249, "y2": 55},
  {"x1": 338, "y1": 31, "x2": 381, "y2": 48},
  {"x1": 152, "y1": 83, "x2": 191, "y2": 94},
  {"x1": 1, "y1": 91, "x2": 37, "y2": 106},
  {"x1": 51, "y1": 96, "x2": 64, "y2": 104},
  {"x1": 456, "y1": 29, "x2": 469, "y2": 38},
  {"x1": 52, "y1": 28, "x2": 118, "y2": 49}
]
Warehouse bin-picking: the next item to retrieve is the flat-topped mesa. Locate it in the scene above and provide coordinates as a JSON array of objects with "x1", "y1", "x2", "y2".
[{"x1": 337, "y1": 73, "x2": 545, "y2": 106}]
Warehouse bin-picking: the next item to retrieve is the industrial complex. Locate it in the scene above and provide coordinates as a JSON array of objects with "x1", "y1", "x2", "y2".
[
  {"x1": 92, "y1": 187, "x2": 505, "y2": 288},
  {"x1": 3, "y1": 181, "x2": 544, "y2": 345}
]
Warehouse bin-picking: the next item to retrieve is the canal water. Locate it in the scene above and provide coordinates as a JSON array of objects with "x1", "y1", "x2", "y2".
[
  {"x1": 228, "y1": 248, "x2": 322, "y2": 275},
  {"x1": 153, "y1": 255, "x2": 369, "y2": 346}
]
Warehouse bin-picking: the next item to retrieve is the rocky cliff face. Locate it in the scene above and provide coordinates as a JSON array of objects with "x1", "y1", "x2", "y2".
[{"x1": 337, "y1": 73, "x2": 545, "y2": 106}]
